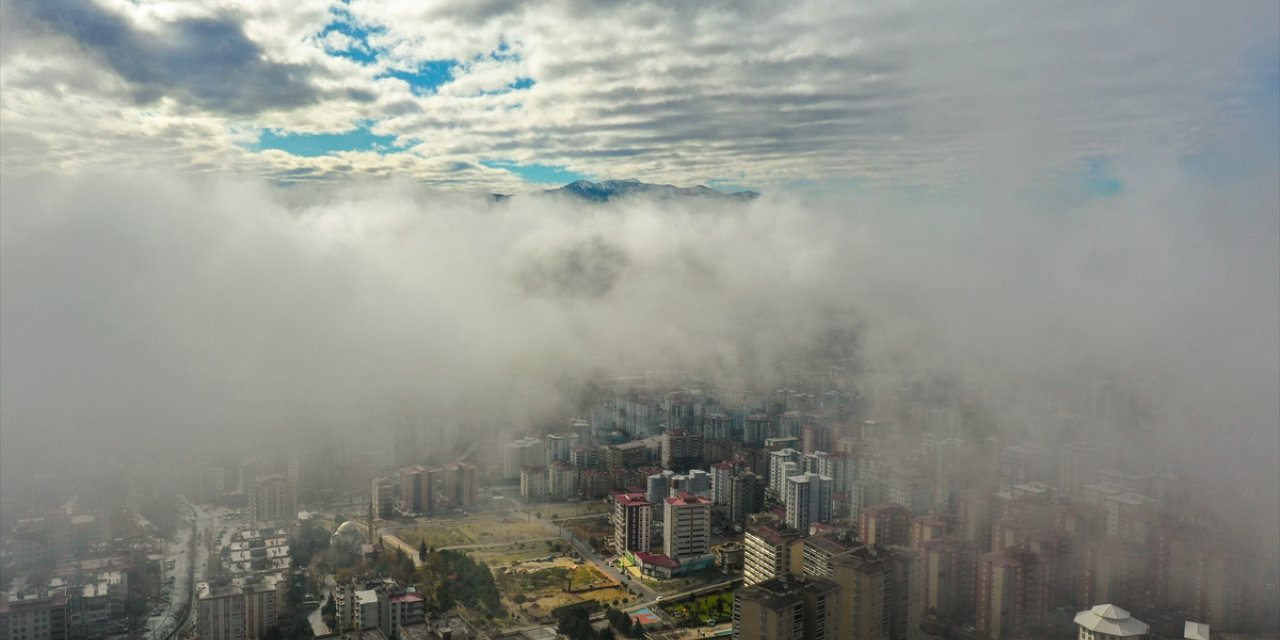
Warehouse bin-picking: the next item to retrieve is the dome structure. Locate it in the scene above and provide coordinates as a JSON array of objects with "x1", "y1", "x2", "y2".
[{"x1": 332, "y1": 520, "x2": 366, "y2": 550}]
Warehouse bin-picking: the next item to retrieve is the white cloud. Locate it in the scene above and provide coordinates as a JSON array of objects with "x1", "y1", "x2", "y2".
[{"x1": 1, "y1": 0, "x2": 1276, "y2": 189}]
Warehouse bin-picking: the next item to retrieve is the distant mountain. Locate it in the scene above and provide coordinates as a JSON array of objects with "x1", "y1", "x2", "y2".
[{"x1": 542, "y1": 179, "x2": 759, "y2": 202}]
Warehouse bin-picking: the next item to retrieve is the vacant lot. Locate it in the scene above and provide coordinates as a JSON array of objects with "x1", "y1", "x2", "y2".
[
  {"x1": 492, "y1": 556, "x2": 634, "y2": 628},
  {"x1": 564, "y1": 515, "x2": 612, "y2": 541},
  {"x1": 523, "y1": 501, "x2": 610, "y2": 519},
  {"x1": 393, "y1": 515, "x2": 551, "y2": 550}
]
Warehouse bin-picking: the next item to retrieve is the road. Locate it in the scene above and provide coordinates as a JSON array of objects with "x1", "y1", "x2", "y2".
[
  {"x1": 145, "y1": 500, "x2": 211, "y2": 640},
  {"x1": 376, "y1": 532, "x2": 427, "y2": 568},
  {"x1": 308, "y1": 574, "x2": 335, "y2": 636}
]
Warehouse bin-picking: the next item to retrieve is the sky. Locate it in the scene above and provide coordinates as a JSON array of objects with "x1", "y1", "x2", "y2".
[
  {"x1": 0, "y1": 0, "x2": 1278, "y2": 546},
  {"x1": 0, "y1": 0, "x2": 1274, "y2": 191}
]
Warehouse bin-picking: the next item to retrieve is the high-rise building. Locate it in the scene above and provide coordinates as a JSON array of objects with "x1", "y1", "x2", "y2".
[
  {"x1": 663, "y1": 493, "x2": 712, "y2": 561},
  {"x1": 372, "y1": 476, "x2": 394, "y2": 519},
  {"x1": 544, "y1": 433, "x2": 580, "y2": 467},
  {"x1": 744, "y1": 521, "x2": 803, "y2": 586},
  {"x1": 917, "y1": 538, "x2": 976, "y2": 620},
  {"x1": 743, "y1": 414, "x2": 772, "y2": 446},
  {"x1": 520, "y1": 466, "x2": 548, "y2": 500},
  {"x1": 548, "y1": 461, "x2": 581, "y2": 501},
  {"x1": 768, "y1": 449, "x2": 804, "y2": 501},
  {"x1": 197, "y1": 583, "x2": 245, "y2": 640},
  {"x1": 784, "y1": 473, "x2": 834, "y2": 531},
  {"x1": 832, "y1": 545, "x2": 917, "y2": 640},
  {"x1": 398, "y1": 466, "x2": 438, "y2": 515},
  {"x1": 0, "y1": 588, "x2": 68, "y2": 640},
  {"x1": 443, "y1": 461, "x2": 477, "y2": 509},
  {"x1": 571, "y1": 446, "x2": 601, "y2": 470},
  {"x1": 703, "y1": 413, "x2": 734, "y2": 441},
  {"x1": 975, "y1": 551, "x2": 1046, "y2": 640},
  {"x1": 859, "y1": 503, "x2": 911, "y2": 547},
  {"x1": 888, "y1": 472, "x2": 932, "y2": 515},
  {"x1": 249, "y1": 475, "x2": 297, "y2": 523},
  {"x1": 801, "y1": 532, "x2": 859, "y2": 578},
  {"x1": 711, "y1": 461, "x2": 741, "y2": 506},
  {"x1": 504, "y1": 437, "x2": 543, "y2": 480},
  {"x1": 670, "y1": 469, "x2": 711, "y2": 497},
  {"x1": 647, "y1": 470, "x2": 675, "y2": 505},
  {"x1": 613, "y1": 492, "x2": 652, "y2": 553},
  {"x1": 910, "y1": 514, "x2": 949, "y2": 549},
  {"x1": 662, "y1": 430, "x2": 705, "y2": 468},
  {"x1": 196, "y1": 575, "x2": 285, "y2": 640},
  {"x1": 957, "y1": 492, "x2": 994, "y2": 553},
  {"x1": 730, "y1": 472, "x2": 766, "y2": 524},
  {"x1": 732, "y1": 575, "x2": 840, "y2": 640},
  {"x1": 807, "y1": 452, "x2": 851, "y2": 493},
  {"x1": 1078, "y1": 538, "x2": 1143, "y2": 612},
  {"x1": 999, "y1": 444, "x2": 1054, "y2": 495}
]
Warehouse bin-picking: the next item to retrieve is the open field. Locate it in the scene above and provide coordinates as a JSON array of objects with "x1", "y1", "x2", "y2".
[
  {"x1": 563, "y1": 515, "x2": 612, "y2": 542},
  {"x1": 470, "y1": 540, "x2": 574, "y2": 566},
  {"x1": 523, "y1": 501, "x2": 611, "y2": 519},
  {"x1": 391, "y1": 515, "x2": 551, "y2": 549}
]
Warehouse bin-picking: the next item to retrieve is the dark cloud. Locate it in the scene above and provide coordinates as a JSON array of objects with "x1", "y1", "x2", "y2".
[
  {"x1": 514, "y1": 234, "x2": 629, "y2": 299},
  {"x1": 16, "y1": 0, "x2": 323, "y2": 114}
]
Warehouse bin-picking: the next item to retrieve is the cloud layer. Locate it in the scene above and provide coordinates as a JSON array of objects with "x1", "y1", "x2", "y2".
[
  {"x1": 2, "y1": 0, "x2": 1276, "y2": 188},
  {"x1": 2, "y1": 165, "x2": 1275, "y2": 531}
]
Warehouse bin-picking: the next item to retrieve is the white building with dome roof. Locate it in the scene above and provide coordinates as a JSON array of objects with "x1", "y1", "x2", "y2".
[
  {"x1": 332, "y1": 520, "x2": 366, "y2": 551},
  {"x1": 1075, "y1": 604, "x2": 1150, "y2": 640}
]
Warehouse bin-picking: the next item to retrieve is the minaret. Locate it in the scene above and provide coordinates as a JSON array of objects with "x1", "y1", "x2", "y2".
[{"x1": 367, "y1": 494, "x2": 376, "y2": 543}]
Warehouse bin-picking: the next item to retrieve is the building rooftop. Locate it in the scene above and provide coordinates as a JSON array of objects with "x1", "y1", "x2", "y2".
[
  {"x1": 1073, "y1": 604, "x2": 1150, "y2": 637},
  {"x1": 615, "y1": 493, "x2": 651, "y2": 507},
  {"x1": 633, "y1": 552, "x2": 681, "y2": 569},
  {"x1": 737, "y1": 574, "x2": 839, "y2": 609},
  {"x1": 665, "y1": 493, "x2": 711, "y2": 506},
  {"x1": 1184, "y1": 621, "x2": 1210, "y2": 640}
]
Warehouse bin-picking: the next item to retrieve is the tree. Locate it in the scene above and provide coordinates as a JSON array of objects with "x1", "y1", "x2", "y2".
[{"x1": 419, "y1": 539, "x2": 429, "y2": 561}]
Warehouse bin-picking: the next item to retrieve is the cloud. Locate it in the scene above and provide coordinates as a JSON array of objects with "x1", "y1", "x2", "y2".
[
  {"x1": 11, "y1": 0, "x2": 328, "y2": 114},
  {"x1": 1, "y1": 0, "x2": 1275, "y2": 188}
]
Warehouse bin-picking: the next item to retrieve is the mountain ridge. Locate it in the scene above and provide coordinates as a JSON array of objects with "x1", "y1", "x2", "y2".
[{"x1": 490, "y1": 179, "x2": 759, "y2": 203}]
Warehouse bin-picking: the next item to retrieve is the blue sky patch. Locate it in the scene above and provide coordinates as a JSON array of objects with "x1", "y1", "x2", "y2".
[
  {"x1": 318, "y1": 7, "x2": 381, "y2": 65},
  {"x1": 382, "y1": 60, "x2": 456, "y2": 95},
  {"x1": 481, "y1": 160, "x2": 587, "y2": 184},
  {"x1": 253, "y1": 122, "x2": 404, "y2": 157},
  {"x1": 1077, "y1": 157, "x2": 1123, "y2": 198}
]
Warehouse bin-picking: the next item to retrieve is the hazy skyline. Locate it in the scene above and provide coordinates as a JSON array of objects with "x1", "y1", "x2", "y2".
[{"x1": 1, "y1": 0, "x2": 1278, "y2": 557}]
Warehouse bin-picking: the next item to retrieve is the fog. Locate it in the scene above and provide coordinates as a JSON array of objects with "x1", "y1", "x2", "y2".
[{"x1": 2, "y1": 159, "x2": 1276, "y2": 555}]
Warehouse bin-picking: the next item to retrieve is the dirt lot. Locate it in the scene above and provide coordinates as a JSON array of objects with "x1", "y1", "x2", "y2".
[{"x1": 491, "y1": 555, "x2": 634, "y2": 627}]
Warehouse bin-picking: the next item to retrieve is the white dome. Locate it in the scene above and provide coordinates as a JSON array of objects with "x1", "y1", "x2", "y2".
[{"x1": 335, "y1": 521, "x2": 362, "y2": 535}]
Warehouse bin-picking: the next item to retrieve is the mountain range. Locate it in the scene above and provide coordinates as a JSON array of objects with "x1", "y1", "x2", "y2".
[{"x1": 491, "y1": 179, "x2": 759, "y2": 202}]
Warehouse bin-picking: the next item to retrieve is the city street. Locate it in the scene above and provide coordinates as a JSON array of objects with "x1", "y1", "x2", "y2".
[{"x1": 144, "y1": 501, "x2": 212, "y2": 640}]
